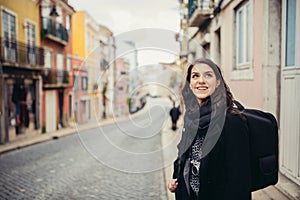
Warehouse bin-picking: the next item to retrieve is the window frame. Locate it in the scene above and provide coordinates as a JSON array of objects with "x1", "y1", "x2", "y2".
[
  {"x1": 282, "y1": 0, "x2": 300, "y2": 68},
  {"x1": 231, "y1": 1, "x2": 254, "y2": 80},
  {"x1": 44, "y1": 48, "x2": 53, "y2": 69},
  {"x1": 67, "y1": 55, "x2": 72, "y2": 72},
  {"x1": 81, "y1": 77, "x2": 88, "y2": 91},
  {"x1": 74, "y1": 75, "x2": 79, "y2": 92},
  {"x1": 1, "y1": 7, "x2": 18, "y2": 62}
]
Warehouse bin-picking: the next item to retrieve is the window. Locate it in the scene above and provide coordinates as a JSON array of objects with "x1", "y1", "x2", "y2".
[
  {"x1": 66, "y1": 14, "x2": 71, "y2": 32},
  {"x1": 44, "y1": 50, "x2": 52, "y2": 68},
  {"x1": 41, "y1": 0, "x2": 51, "y2": 17},
  {"x1": 56, "y1": 53, "x2": 64, "y2": 84},
  {"x1": 2, "y1": 9, "x2": 17, "y2": 62},
  {"x1": 231, "y1": 1, "x2": 253, "y2": 80},
  {"x1": 236, "y1": 2, "x2": 250, "y2": 67},
  {"x1": 25, "y1": 21, "x2": 36, "y2": 65},
  {"x1": 74, "y1": 75, "x2": 78, "y2": 92},
  {"x1": 82, "y1": 77, "x2": 88, "y2": 91},
  {"x1": 56, "y1": 5, "x2": 63, "y2": 24},
  {"x1": 285, "y1": 0, "x2": 300, "y2": 67},
  {"x1": 56, "y1": 53, "x2": 64, "y2": 70},
  {"x1": 67, "y1": 57, "x2": 72, "y2": 72}
]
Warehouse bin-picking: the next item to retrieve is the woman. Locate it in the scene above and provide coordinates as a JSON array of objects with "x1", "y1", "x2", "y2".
[{"x1": 168, "y1": 58, "x2": 251, "y2": 200}]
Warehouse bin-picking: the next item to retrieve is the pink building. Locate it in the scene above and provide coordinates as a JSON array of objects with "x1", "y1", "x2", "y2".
[
  {"x1": 114, "y1": 58, "x2": 129, "y2": 117},
  {"x1": 72, "y1": 57, "x2": 89, "y2": 124}
]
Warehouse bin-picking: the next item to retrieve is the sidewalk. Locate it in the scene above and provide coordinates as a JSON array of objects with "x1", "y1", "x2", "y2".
[{"x1": 0, "y1": 118, "x2": 117, "y2": 155}]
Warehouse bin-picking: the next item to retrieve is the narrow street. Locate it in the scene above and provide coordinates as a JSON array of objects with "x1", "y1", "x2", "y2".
[{"x1": 0, "y1": 102, "x2": 171, "y2": 200}]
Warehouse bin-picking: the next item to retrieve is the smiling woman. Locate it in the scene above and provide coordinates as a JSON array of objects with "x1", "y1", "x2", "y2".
[{"x1": 168, "y1": 58, "x2": 252, "y2": 200}]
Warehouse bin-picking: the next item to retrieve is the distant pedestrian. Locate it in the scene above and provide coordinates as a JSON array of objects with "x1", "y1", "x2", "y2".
[
  {"x1": 168, "y1": 58, "x2": 251, "y2": 200},
  {"x1": 169, "y1": 103, "x2": 181, "y2": 131}
]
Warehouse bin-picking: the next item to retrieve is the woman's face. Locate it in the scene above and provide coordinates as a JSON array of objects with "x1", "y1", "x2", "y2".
[{"x1": 189, "y1": 63, "x2": 220, "y2": 105}]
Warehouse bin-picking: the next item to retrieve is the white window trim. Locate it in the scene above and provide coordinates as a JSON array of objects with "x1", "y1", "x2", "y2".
[
  {"x1": 41, "y1": 0, "x2": 51, "y2": 18},
  {"x1": 231, "y1": 1, "x2": 254, "y2": 80},
  {"x1": 24, "y1": 18, "x2": 37, "y2": 45},
  {"x1": 281, "y1": 0, "x2": 300, "y2": 68},
  {"x1": 66, "y1": 14, "x2": 71, "y2": 31},
  {"x1": 56, "y1": 53, "x2": 64, "y2": 71},
  {"x1": 67, "y1": 55, "x2": 72, "y2": 72},
  {"x1": 1, "y1": 6, "x2": 18, "y2": 39},
  {"x1": 44, "y1": 47, "x2": 53, "y2": 68},
  {"x1": 56, "y1": 5, "x2": 63, "y2": 24}
]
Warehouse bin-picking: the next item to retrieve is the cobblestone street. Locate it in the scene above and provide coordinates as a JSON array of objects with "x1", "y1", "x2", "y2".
[{"x1": 0, "y1": 107, "x2": 169, "y2": 200}]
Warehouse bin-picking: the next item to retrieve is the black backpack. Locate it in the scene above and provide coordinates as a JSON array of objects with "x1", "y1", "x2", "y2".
[{"x1": 235, "y1": 101, "x2": 279, "y2": 191}]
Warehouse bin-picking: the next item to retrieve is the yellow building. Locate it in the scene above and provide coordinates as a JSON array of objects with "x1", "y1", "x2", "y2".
[
  {"x1": 72, "y1": 11, "x2": 101, "y2": 120},
  {"x1": 0, "y1": 0, "x2": 43, "y2": 143},
  {"x1": 0, "y1": 0, "x2": 41, "y2": 45}
]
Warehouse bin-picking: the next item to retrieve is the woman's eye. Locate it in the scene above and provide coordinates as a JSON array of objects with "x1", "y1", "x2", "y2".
[
  {"x1": 205, "y1": 73, "x2": 213, "y2": 78},
  {"x1": 192, "y1": 74, "x2": 199, "y2": 78}
]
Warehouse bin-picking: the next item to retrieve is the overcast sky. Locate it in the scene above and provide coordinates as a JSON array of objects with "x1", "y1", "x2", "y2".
[
  {"x1": 68, "y1": 0, "x2": 181, "y2": 65},
  {"x1": 68, "y1": 0, "x2": 181, "y2": 34}
]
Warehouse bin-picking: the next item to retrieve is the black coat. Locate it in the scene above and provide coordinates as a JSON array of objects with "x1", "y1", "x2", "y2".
[{"x1": 173, "y1": 113, "x2": 251, "y2": 200}]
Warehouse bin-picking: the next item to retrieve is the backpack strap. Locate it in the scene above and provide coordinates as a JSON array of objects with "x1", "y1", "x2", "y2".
[{"x1": 234, "y1": 100, "x2": 245, "y2": 111}]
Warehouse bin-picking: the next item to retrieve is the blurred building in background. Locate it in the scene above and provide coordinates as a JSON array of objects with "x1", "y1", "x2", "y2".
[
  {"x1": 72, "y1": 11, "x2": 101, "y2": 120},
  {"x1": 114, "y1": 58, "x2": 130, "y2": 117},
  {"x1": 98, "y1": 24, "x2": 115, "y2": 119},
  {"x1": 0, "y1": 0, "x2": 44, "y2": 143},
  {"x1": 40, "y1": 0, "x2": 75, "y2": 133},
  {"x1": 71, "y1": 57, "x2": 89, "y2": 124}
]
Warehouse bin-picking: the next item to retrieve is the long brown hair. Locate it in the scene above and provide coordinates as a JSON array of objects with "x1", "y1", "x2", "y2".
[{"x1": 182, "y1": 58, "x2": 239, "y2": 115}]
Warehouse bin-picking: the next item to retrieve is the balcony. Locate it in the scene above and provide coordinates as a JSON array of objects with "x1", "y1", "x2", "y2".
[
  {"x1": 0, "y1": 37, "x2": 44, "y2": 69},
  {"x1": 188, "y1": 0, "x2": 213, "y2": 27},
  {"x1": 42, "y1": 69, "x2": 71, "y2": 88},
  {"x1": 41, "y1": 17, "x2": 69, "y2": 45}
]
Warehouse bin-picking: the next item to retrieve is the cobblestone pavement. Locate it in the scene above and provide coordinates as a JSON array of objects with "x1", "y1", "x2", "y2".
[{"x1": 0, "y1": 105, "x2": 169, "y2": 200}]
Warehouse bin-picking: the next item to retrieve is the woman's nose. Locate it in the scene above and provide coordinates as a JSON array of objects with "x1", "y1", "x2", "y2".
[{"x1": 199, "y1": 75, "x2": 205, "y2": 83}]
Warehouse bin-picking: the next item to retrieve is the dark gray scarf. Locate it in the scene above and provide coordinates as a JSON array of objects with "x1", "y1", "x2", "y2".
[{"x1": 176, "y1": 90, "x2": 227, "y2": 196}]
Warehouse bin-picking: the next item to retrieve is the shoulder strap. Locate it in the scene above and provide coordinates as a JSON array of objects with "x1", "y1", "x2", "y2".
[{"x1": 234, "y1": 100, "x2": 245, "y2": 111}]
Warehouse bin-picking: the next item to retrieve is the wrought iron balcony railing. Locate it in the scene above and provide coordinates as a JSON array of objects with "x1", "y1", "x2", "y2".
[
  {"x1": 0, "y1": 37, "x2": 44, "y2": 68},
  {"x1": 42, "y1": 69, "x2": 70, "y2": 87},
  {"x1": 188, "y1": 0, "x2": 213, "y2": 27},
  {"x1": 41, "y1": 17, "x2": 69, "y2": 45}
]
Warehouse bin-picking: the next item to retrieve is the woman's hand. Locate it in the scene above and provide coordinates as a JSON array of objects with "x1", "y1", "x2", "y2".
[{"x1": 168, "y1": 178, "x2": 178, "y2": 193}]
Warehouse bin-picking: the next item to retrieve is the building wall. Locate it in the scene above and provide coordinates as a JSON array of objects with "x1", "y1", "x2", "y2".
[
  {"x1": 72, "y1": 57, "x2": 89, "y2": 124},
  {"x1": 72, "y1": 11, "x2": 101, "y2": 120},
  {"x1": 115, "y1": 58, "x2": 129, "y2": 117},
  {"x1": 218, "y1": 0, "x2": 264, "y2": 109},
  {"x1": 99, "y1": 24, "x2": 115, "y2": 118},
  {"x1": 40, "y1": 0, "x2": 75, "y2": 131},
  {"x1": 0, "y1": 0, "x2": 43, "y2": 142},
  {"x1": 71, "y1": 11, "x2": 85, "y2": 58}
]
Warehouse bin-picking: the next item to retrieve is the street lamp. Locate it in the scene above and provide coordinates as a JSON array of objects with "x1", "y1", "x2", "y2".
[
  {"x1": 49, "y1": 6, "x2": 59, "y2": 17},
  {"x1": 40, "y1": 3, "x2": 60, "y2": 17}
]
